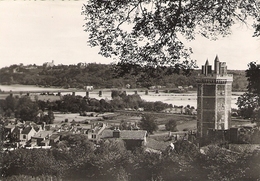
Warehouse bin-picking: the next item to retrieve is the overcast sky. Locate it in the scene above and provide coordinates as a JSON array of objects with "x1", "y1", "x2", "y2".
[{"x1": 0, "y1": 1, "x2": 259, "y2": 70}]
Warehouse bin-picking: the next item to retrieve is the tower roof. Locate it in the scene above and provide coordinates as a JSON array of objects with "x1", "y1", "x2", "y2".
[
  {"x1": 214, "y1": 55, "x2": 219, "y2": 62},
  {"x1": 205, "y1": 59, "x2": 209, "y2": 65}
]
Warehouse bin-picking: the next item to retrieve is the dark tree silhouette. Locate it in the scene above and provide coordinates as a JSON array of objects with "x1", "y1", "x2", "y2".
[
  {"x1": 237, "y1": 62, "x2": 260, "y2": 120},
  {"x1": 82, "y1": 0, "x2": 259, "y2": 71},
  {"x1": 139, "y1": 114, "x2": 158, "y2": 134},
  {"x1": 165, "y1": 119, "x2": 178, "y2": 132},
  {"x1": 246, "y1": 62, "x2": 260, "y2": 95}
]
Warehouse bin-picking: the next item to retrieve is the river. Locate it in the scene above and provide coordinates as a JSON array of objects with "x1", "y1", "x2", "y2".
[{"x1": 0, "y1": 84, "x2": 242, "y2": 108}]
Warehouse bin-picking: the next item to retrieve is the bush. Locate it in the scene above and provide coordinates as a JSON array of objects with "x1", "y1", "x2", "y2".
[
  {"x1": 165, "y1": 119, "x2": 178, "y2": 132},
  {"x1": 139, "y1": 114, "x2": 158, "y2": 134}
]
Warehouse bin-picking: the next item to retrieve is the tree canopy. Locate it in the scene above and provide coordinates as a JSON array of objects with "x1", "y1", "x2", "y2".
[
  {"x1": 139, "y1": 114, "x2": 158, "y2": 134},
  {"x1": 246, "y1": 62, "x2": 260, "y2": 95},
  {"x1": 82, "y1": 0, "x2": 260, "y2": 71},
  {"x1": 165, "y1": 119, "x2": 178, "y2": 132},
  {"x1": 237, "y1": 62, "x2": 260, "y2": 121}
]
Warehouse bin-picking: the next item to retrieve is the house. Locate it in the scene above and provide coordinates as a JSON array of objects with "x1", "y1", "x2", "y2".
[
  {"x1": 20, "y1": 126, "x2": 37, "y2": 146},
  {"x1": 31, "y1": 130, "x2": 53, "y2": 146},
  {"x1": 137, "y1": 107, "x2": 144, "y2": 112},
  {"x1": 43, "y1": 60, "x2": 55, "y2": 68},
  {"x1": 24, "y1": 121, "x2": 42, "y2": 131},
  {"x1": 4, "y1": 125, "x2": 20, "y2": 142},
  {"x1": 101, "y1": 129, "x2": 147, "y2": 150},
  {"x1": 4, "y1": 125, "x2": 15, "y2": 137},
  {"x1": 4, "y1": 125, "x2": 22, "y2": 142},
  {"x1": 87, "y1": 122, "x2": 107, "y2": 142},
  {"x1": 84, "y1": 86, "x2": 94, "y2": 90},
  {"x1": 162, "y1": 106, "x2": 184, "y2": 114},
  {"x1": 145, "y1": 137, "x2": 171, "y2": 153},
  {"x1": 168, "y1": 131, "x2": 189, "y2": 141}
]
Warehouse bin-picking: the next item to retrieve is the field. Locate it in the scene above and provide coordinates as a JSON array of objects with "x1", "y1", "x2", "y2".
[
  {"x1": 52, "y1": 110, "x2": 255, "y2": 140},
  {"x1": 53, "y1": 110, "x2": 197, "y2": 134}
]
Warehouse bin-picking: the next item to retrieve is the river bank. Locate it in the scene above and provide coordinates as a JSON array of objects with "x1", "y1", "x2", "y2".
[{"x1": 0, "y1": 84, "x2": 243, "y2": 108}]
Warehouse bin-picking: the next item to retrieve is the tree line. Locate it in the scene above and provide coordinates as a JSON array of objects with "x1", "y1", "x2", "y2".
[
  {"x1": 0, "y1": 63, "x2": 247, "y2": 90},
  {"x1": 0, "y1": 92, "x2": 172, "y2": 123},
  {"x1": 1, "y1": 134, "x2": 260, "y2": 181}
]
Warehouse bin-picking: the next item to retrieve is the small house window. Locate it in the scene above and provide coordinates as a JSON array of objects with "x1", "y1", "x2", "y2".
[{"x1": 23, "y1": 135, "x2": 26, "y2": 139}]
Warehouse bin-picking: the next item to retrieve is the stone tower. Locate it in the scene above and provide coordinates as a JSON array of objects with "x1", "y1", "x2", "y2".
[{"x1": 196, "y1": 56, "x2": 233, "y2": 137}]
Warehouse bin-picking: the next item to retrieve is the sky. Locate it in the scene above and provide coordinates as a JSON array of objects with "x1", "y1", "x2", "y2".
[{"x1": 0, "y1": 1, "x2": 259, "y2": 70}]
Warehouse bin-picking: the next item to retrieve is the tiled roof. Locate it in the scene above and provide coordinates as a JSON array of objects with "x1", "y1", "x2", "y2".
[
  {"x1": 145, "y1": 138, "x2": 170, "y2": 151},
  {"x1": 4, "y1": 125, "x2": 15, "y2": 129},
  {"x1": 101, "y1": 130, "x2": 147, "y2": 140},
  {"x1": 32, "y1": 131, "x2": 53, "y2": 139},
  {"x1": 50, "y1": 134, "x2": 60, "y2": 140},
  {"x1": 33, "y1": 125, "x2": 41, "y2": 132},
  {"x1": 101, "y1": 130, "x2": 113, "y2": 138},
  {"x1": 120, "y1": 130, "x2": 147, "y2": 140},
  {"x1": 21, "y1": 127, "x2": 32, "y2": 134}
]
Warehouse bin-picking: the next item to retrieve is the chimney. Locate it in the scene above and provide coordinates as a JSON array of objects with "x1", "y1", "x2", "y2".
[
  {"x1": 42, "y1": 122, "x2": 46, "y2": 130},
  {"x1": 113, "y1": 128, "x2": 120, "y2": 138}
]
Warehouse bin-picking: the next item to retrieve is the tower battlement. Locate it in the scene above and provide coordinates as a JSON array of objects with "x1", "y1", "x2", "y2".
[{"x1": 197, "y1": 74, "x2": 233, "y2": 84}]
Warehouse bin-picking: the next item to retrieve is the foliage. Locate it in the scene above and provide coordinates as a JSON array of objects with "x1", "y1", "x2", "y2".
[
  {"x1": 1, "y1": 95, "x2": 39, "y2": 121},
  {"x1": 1, "y1": 93, "x2": 173, "y2": 120},
  {"x1": 139, "y1": 114, "x2": 158, "y2": 134},
  {"x1": 16, "y1": 97, "x2": 39, "y2": 121},
  {"x1": 40, "y1": 110, "x2": 55, "y2": 124},
  {"x1": 91, "y1": 139, "x2": 131, "y2": 180},
  {"x1": 237, "y1": 92, "x2": 259, "y2": 118},
  {"x1": 2, "y1": 149, "x2": 67, "y2": 178},
  {"x1": 2, "y1": 141, "x2": 260, "y2": 181},
  {"x1": 0, "y1": 63, "x2": 247, "y2": 90},
  {"x1": 3, "y1": 175, "x2": 61, "y2": 181},
  {"x1": 82, "y1": 0, "x2": 259, "y2": 71},
  {"x1": 197, "y1": 144, "x2": 260, "y2": 180},
  {"x1": 246, "y1": 62, "x2": 260, "y2": 95},
  {"x1": 165, "y1": 119, "x2": 178, "y2": 132},
  {"x1": 237, "y1": 62, "x2": 260, "y2": 119}
]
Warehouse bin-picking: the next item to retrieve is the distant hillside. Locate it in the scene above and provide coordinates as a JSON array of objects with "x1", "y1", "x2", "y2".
[{"x1": 0, "y1": 63, "x2": 247, "y2": 91}]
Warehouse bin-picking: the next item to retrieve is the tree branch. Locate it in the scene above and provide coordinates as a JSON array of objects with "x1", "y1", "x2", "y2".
[{"x1": 116, "y1": 1, "x2": 142, "y2": 29}]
